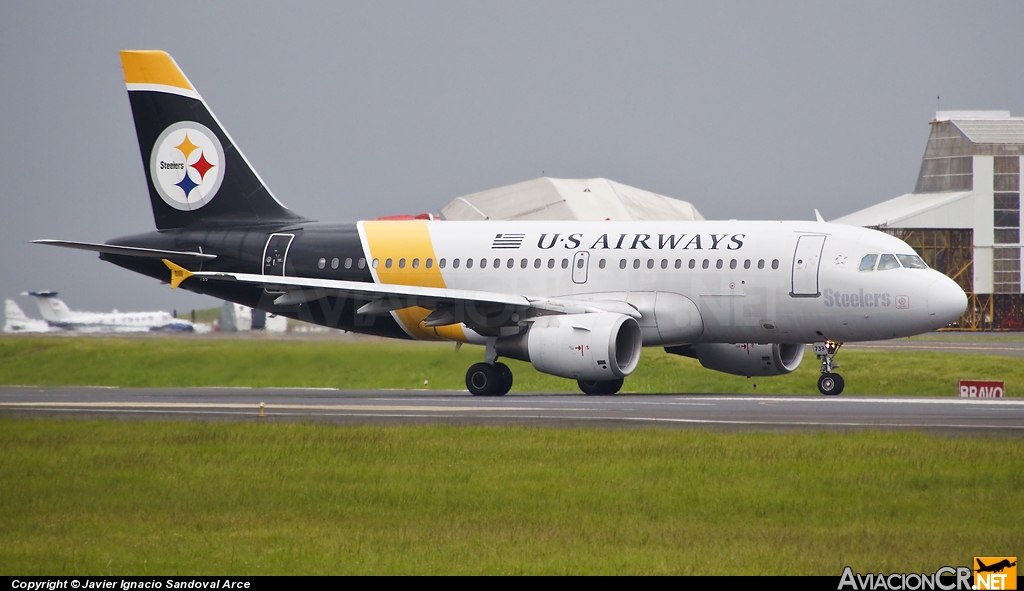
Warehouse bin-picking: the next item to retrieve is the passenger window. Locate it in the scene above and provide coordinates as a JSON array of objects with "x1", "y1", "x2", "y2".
[
  {"x1": 398, "y1": 258, "x2": 406, "y2": 269},
  {"x1": 688, "y1": 259, "x2": 696, "y2": 269},
  {"x1": 716, "y1": 259, "x2": 723, "y2": 269},
  {"x1": 647, "y1": 259, "x2": 654, "y2": 269},
  {"x1": 318, "y1": 258, "x2": 326, "y2": 269},
  {"x1": 466, "y1": 258, "x2": 474, "y2": 269},
  {"x1": 633, "y1": 259, "x2": 641, "y2": 269},
  {"x1": 358, "y1": 258, "x2": 366, "y2": 269},
  {"x1": 479, "y1": 258, "x2": 486, "y2": 269},
  {"x1": 743, "y1": 259, "x2": 750, "y2": 269},
  {"x1": 577, "y1": 258, "x2": 585, "y2": 269},
  {"x1": 507, "y1": 258, "x2": 514, "y2": 269},
  {"x1": 332, "y1": 258, "x2": 340, "y2": 269},
  {"x1": 547, "y1": 259, "x2": 555, "y2": 269},
  {"x1": 453, "y1": 258, "x2": 461, "y2": 269},
  {"x1": 599, "y1": 259, "x2": 607, "y2": 269},
  {"x1": 534, "y1": 258, "x2": 541, "y2": 269},
  {"x1": 859, "y1": 254, "x2": 878, "y2": 271},
  {"x1": 385, "y1": 258, "x2": 393, "y2": 269},
  {"x1": 877, "y1": 254, "x2": 900, "y2": 270},
  {"x1": 521, "y1": 258, "x2": 528, "y2": 269},
  {"x1": 771, "y1": 259, "x2": 779, "y2": 270},
  {"x1": 372, "y1": 258, "x2": 379, "y2": 269},
  {"x1": 426, "y1": 258, "x2": 433, "y2": 269},
  {"x1": 619, "y1": 259, "x2": 627, "y2": 269},
  {"x1": 729, "y1": 259, "x2": 737, "y2": 269},
  {"x1": 674, "y1": 259, "x2": 681, "y2": 269},
  {"x1": 897, "y1": 254, "x2": 928, "y2": 269},
  {"x1": 661, "y1": 259, "x2": 668, "y2": 269},
  {"x1": 702, "y1": 259, "x2": 709, "y2": 269},
  {"x1": 412, "y1": 258, "x2": 420, "y2": 269},
  {"x1": 758, "y1": 259, "x2": 765, "y2": 269},
  {"x1": 439, "y1": 258, "x2": 446, "y2": 269},
  {"x1": 561, "y1": 259, "x2": 569, "y2": 269},
  {"x1": 494, "y1": 258, "x2": 500, "y2": 268},
  {"x1": 344, "y1": 258, "x2": 352, "y2": 269}
]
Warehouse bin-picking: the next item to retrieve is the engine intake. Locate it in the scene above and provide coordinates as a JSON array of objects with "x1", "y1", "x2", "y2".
[{"x1": 496, "y1": 313, "x2": 642, "y2": 380}]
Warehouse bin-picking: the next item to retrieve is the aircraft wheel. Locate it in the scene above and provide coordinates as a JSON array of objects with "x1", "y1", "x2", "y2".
[
  {"x1": 494, "y1": 362, "x2": 513, "y2": 396},
  {"x1": 578, "y1": 378, "x2": 624, "y2": 395},
  {"x1": 466, "y1": 363, "x2": 500, "y2": 396},
  {"x1": 818, "y1": 372, "x2": 844, "y2": 396}
]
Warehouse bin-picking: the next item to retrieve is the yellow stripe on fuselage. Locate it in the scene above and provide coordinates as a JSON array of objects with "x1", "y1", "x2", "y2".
[
  {"x1": 120, "y1": 50, "x2": 193, "y2": 91},
  {"x1": 360, "y1": 221, "x2": 466, "y2": 342}
]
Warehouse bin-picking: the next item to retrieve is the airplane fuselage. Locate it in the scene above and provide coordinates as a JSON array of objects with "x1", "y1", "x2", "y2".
[{"x1": 103, "y1": 219, "x2": 966, "y2": 345}]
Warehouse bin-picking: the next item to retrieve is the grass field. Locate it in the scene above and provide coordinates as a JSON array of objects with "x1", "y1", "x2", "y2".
[
  {"x1": 0, "y1": 419, "x2": 1020, "y2": 575},
  {"x1": 0, "y1": 335, "x2": 1020, "y2": 395}
]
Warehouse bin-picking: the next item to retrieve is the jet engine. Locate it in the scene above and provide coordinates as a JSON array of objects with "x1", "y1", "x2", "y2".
[
  {"x1": 666, "y1": 343, "x2": 805, "y2": 377},
  {"x1": 496, "y1": 313, "x2": 642, "y2": 380}
]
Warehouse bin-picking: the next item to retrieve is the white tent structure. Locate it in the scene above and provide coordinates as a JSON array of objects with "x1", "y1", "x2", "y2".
[{"x1": 441, "y1": 177, "x2": 704, "y2": 222}]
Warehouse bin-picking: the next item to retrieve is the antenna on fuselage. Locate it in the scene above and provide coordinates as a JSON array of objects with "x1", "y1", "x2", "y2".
[{"x1": 814, "y1": 209, "x2": 825, "y2": 223}]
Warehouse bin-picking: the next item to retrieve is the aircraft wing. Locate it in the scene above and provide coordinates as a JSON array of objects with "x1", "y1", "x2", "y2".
[
  {"x1": 163, "y1": 260, "x2": 639, "y2": 328},
  {"x1": 34, "y1": 240, "x2": 217, "y2": 261}
]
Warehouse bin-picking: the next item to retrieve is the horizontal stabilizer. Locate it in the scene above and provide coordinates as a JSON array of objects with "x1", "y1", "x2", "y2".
[{"x1": 33, "y1": 240, "x2": 216, "y2": 260}]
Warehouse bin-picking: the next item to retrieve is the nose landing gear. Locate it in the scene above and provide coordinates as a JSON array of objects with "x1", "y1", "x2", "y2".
[{"x1": 814, "y1": 340, "x2": 844, "y2": 395}]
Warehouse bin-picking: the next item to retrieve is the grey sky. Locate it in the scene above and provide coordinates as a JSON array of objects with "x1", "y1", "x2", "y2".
[{"x1": 2, "y1": 1, "x2": 1023, "y2": 313}]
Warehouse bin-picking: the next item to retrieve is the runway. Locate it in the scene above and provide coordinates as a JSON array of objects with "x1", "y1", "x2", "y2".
[{"x1": 1, "y1": 386, "x2": 1022, "y2": 433}]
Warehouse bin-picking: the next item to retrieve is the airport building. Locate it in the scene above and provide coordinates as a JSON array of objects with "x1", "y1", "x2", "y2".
[
  {"x1": 835, "y1": 111, "x2": 1024, "y2": 330},
  {"x1": 441, "y1": 177, "x2": 705, "y2": 222}
]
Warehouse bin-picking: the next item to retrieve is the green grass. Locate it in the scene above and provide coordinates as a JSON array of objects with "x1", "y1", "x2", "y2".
[
  {"x1": 0, "y1": 420, "x2": 1020, "y2": 575},
  {"x1": 0, "y1": 335, "x2": 1020, "y2": 395}
]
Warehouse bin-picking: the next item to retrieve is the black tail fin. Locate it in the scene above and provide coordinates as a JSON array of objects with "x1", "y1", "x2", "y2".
[{"x1": 120, "y1": 50, "x2": 305, "y2": 230}]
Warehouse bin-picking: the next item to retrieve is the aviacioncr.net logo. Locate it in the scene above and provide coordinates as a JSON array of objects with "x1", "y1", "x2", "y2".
[{"x1": 150, "y1": 121, "x2": 225, "y2": 211}]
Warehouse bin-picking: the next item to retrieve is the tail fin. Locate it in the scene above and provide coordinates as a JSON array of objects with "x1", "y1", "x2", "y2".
[
  {"x1": 24, "y1": 292, "x2": 72, "y2": 322},
  {"x1": 120, "y1": 50, "x2": 305, "y2": 230},
  {"x1": 4, "y1": 299, "x2": 29, "y2": 322}
]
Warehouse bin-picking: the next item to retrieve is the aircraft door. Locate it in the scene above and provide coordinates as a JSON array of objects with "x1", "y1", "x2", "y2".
[
  {"x1": 263, "y1": 233, "x2": 295, "y2": 276},
  {"x1": 791, "y1": 235, "x2": 826, "y2": 297},
  {"x1": 572, "y1": 251, "x2": 590, "y2": 284}
]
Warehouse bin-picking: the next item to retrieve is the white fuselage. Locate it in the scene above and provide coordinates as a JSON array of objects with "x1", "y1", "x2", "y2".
[{"x1": 356, "y1": 219, "x2": 966, "y2": 345}]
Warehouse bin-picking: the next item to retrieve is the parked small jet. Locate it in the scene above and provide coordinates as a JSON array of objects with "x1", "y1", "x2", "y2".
[
  {"x1": 35, "y1": 50, "x2": 967, "y2": 395},
  {"x1": 23, "y1": 291, "x2": 205, "y2": 333},
  {"x1": 3, "y1": 299, "x2": 52, "y2": 333}
]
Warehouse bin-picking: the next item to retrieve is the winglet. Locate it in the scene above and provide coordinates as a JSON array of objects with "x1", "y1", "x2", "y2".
[
  {"x1": 814, "y1": 209, "x2": 825, "y2": 223},
  {"x1": 162, "y1": 259, "x2": 193, "y2": 289}
]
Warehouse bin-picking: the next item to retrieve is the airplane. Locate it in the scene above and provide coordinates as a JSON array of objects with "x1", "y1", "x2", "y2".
[
  {"x1": 3, "y1": 299, "x2": 52, "y2": 334},
  {"x1": 35, "y1": 50, "x2": 968, "y2": 395},
  {"x1": 976, "y1": 559, "x2": 1016, "y2": 574},
  {"x1": 23, "y1": 291, "x2": 206, "y2": 333}
]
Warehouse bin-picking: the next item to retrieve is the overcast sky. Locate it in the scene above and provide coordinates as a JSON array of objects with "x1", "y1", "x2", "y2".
[{"x1": 2, "y1": 1, "x2": 1023, "y2": 314}]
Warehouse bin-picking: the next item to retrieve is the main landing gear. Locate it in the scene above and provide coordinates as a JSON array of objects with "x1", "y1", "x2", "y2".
[
  {"x1": 466, "y1": 362, "x2": 513, "y2": 396},
  {"x1": 815, "y1": 340, "x2": 844, "y2": 395},
  {"x1": 577, "y1": 379, "x2": 624, "y2": 395}
]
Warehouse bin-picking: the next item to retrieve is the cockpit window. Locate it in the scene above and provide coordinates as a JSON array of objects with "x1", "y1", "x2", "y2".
[
  {"x1": 877, "y1": 253, "x2": 900, "y2": 270},
  {"x1": 897, "y1": 254, "x2": 928, "y2": 269},
  {"x1": 858, "y1": 254, "x2": 878, "y2": 271}
]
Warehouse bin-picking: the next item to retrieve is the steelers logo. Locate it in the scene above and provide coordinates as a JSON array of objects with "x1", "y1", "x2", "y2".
[{"x1": 149, "y1": 121, "x2": 225, "y2": 211}]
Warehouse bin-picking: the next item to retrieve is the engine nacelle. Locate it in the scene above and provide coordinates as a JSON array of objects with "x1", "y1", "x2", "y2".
[
  {"x1": 667, "y1": 343, "x2": 805, "y2": 377},
  {"x1": 496, "y1": 313, "x2": 642, "y2": 380}
]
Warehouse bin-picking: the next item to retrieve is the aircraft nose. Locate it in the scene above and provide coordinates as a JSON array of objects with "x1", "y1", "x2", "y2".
[{"x1": 927, "y1": 274, "x2": 967, "y2": 327}]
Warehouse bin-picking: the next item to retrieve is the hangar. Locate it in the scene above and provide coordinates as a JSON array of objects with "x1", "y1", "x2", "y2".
[
  {"x1": 835, "y1": 111, "x2": 1024, "y2": 330},
  {"x1": 441, "y1": 177, "x2": 705, "y2": 222}
]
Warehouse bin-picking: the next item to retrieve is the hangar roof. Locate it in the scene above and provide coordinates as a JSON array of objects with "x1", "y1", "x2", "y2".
[
  {"x1": 441, "y1": 177, "x2": 705, "y2": 221},
  {"x1": 832, "y1": 191, "x2": 972, "y2": 228}
]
